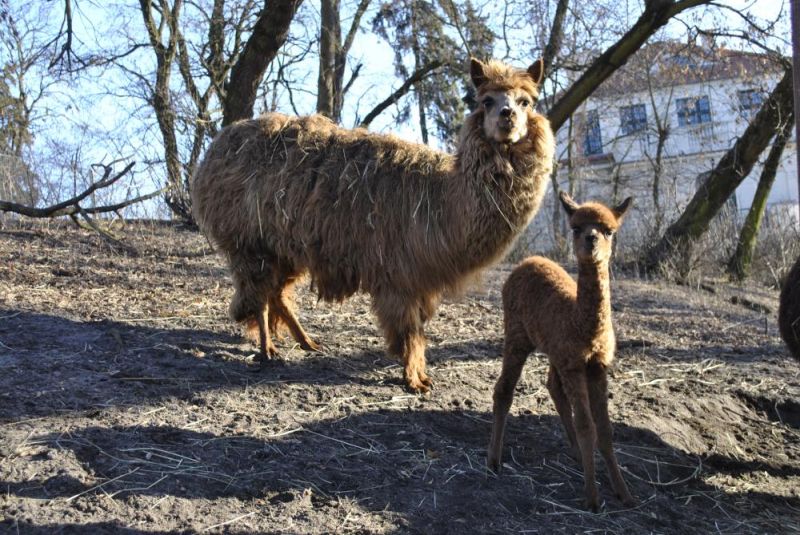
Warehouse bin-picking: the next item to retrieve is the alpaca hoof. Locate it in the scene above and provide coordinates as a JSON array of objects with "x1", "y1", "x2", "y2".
[
  {"x1": 405, "y1": 374, "x2": 433, "y2": 394},
  {"x1": 585, "y1": 497, "x2": 600, "y2": 514},
  {"x1": 487, "y1": 456, "x2": 501, "y2": 474},
  {"x1": 300, "y1": 339, "x2": 322, "y2": 353},
  {"x1": 619, "y1": 493, "x2": 638, "y2": 508}
]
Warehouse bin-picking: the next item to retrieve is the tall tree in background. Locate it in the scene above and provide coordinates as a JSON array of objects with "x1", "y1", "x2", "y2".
[
  {"x1": 136, "y1": 0, "x2": 302, "y2": 223},
  {"x1": 645, "y1": 66, "x2": 794, "y2": 273},
  {"x1": 316, "y1": 0, "x2": 371, "y2": 122},
  {"x1": 372, "y1": 0, "x2": 492, "y2": 145},
  {"x1": 727, "y1": 104, "x2": 794, "y2": 281}
]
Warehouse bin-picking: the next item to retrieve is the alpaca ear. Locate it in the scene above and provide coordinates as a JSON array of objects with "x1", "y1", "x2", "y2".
[
  {"x1": 559, "y1": 191, "x2": 579, "y2": 216},
  {"x1": 613, "y1": 197, "x2": 633, "y2": 221},
  {"x1": 470, "y1": 58, "x2": 488, "y2": 89},
  {"x1": 527, "y1": 58, "x2": 545, "y2": 85}
]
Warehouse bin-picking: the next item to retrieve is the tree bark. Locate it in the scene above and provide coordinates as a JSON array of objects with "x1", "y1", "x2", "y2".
[
  {"x1": 317, "y1": 0, "x2": 340, "y2": 119},
  {"x1": 546, "y1": 0, "x2": 710, "y2": 131},
  {"x1": 542, "y1": 0, "x2": 569, "y2": 76},
  {"x1": 645, "y1": 67, "x2": 794, "y2": 271},
  {"x1": 222, "y1": 0, "x2": 304, "y2": 126},
  {"x1": 727, "y1": 110, "x2": 794, "y2": 280}
]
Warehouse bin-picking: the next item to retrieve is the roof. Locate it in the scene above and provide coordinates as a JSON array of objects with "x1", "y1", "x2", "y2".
[{"x1": 589, "y1": 41, "x2": 782, "y2": 99}]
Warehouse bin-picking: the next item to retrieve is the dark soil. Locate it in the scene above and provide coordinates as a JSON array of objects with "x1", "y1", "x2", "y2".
[{"x1": 1, "y1": 221, "x2": 798, "y2": 534}]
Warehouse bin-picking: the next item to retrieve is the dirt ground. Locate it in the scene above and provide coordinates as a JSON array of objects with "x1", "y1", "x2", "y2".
[{"x1": 1, "y1": 221, "x2": 798, "y2": 534}]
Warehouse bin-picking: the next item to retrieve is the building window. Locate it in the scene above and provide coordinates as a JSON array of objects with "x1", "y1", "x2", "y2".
[
  {"x1": 738, "y1": 89, "x2": 764, "y2": 119},
  {"x1": 676, "y1": 96, "x2": 711, "y2": 126},
  {"x1": 583, "y1": 110, "x2": 603, "y2": 155},
  {"x1": 620, "y1": 104, "x2": 647, "y2": 135}
]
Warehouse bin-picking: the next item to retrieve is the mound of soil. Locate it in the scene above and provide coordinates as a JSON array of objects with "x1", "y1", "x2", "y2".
[{"x1": 1, "y1": 222, "x2": 798, "y2": 534}]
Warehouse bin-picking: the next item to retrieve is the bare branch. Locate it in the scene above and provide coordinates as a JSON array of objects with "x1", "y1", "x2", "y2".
[{"x1": 359, "y1": 60, "x2": 445, "y2": 128}]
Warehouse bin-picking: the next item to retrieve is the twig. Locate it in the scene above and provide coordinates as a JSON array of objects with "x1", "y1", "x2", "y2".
[{"x1": 201, "y1": 511, "x2": 257, "y2": 532}]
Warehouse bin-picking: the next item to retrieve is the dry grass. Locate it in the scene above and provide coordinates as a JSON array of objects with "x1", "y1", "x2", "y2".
[{"x1": 0, "y1": 220, "x2": 798, "y2": 534}]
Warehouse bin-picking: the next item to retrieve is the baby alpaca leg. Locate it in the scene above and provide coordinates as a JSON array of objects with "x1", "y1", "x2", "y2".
[
  {"x1": 559, "y1": 367, "x2": 600, "y2": 512},
  {"x1": 487, "y1": 327, "x2": 530, "y2": 473},
  {"x1": 587, "y1": 362, "x2": 636, "y2": 507},
  {"x1": 546, "y1": 364, "x2": 577, "y2": 452}
]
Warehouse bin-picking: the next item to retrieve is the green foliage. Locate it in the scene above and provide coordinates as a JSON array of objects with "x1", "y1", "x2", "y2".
[{"x1": 371, "y1": 0, "x2": 493, "y2": 146}]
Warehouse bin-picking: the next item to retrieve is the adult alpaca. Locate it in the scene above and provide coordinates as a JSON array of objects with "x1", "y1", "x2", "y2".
[{"x1": 192, "y1": 58, "x2": 555, "y2": 392}]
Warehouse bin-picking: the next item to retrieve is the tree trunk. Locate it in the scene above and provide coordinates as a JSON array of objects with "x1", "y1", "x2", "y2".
[
  {"x1": 644, "y1": 67, "x2": 794, "y2": 271},
  {"x1": 317, "y1": 0, "x2": 340, "y2": 119},
  {"x1": 726, "y1": 111, "x2": 794, "y2": 281},
  {"x1": 546, "y1": 0, "x2": 710, "y2": 132},
  {"x1": 542, "y1": 0, "x2": 569, "y2": 76},
  {"x1": 222, "y1": 0, "x2": 303, "y2": 126}
]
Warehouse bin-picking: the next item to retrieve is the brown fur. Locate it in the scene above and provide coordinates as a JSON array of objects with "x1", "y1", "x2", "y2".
[
  {"x1": 191, "y1": 58, "x2": 555, "y2": 392},
  {"x1": 779, "y1": 254, "x2": 800, "y2": 361},
  {"x1": 487, "y1": 192, "x2": 636, "y2": 512}
]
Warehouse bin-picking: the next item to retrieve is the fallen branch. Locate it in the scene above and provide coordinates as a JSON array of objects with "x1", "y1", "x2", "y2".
[{"x1": 0, "y1": 160, "x2": 163, "y2": 253}]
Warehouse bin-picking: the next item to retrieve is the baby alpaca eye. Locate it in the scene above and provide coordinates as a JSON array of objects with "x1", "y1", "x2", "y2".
[{"x1": 482, "y1": 97, "x2": 494, "y2": 108}]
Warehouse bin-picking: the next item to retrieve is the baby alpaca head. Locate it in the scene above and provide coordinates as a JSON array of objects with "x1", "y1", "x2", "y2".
[
  {"x1": 559, "y1": 192, "x2": 632, "y2": 265},
  {"x1": 470, "y1": 58, "x2": 544, "y2": 144}
]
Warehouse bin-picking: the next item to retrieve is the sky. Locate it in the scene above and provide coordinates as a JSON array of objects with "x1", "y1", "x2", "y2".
[{"x1": 10, "y1": 0, "x2": 793, "y2": 217}]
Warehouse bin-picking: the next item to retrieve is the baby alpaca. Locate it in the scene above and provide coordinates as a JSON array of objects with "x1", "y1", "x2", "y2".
[{"x1": 487, "y1": 192, "x2": 636, "y2": 512}]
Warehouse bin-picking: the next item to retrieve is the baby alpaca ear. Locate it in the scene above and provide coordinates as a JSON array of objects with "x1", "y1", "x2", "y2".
[
  {"x1": 613, "y1": 197, "x2": 633, "y2": 221},
  {"x1": 559, "y1": 191, "x2": 579, "y2": 216},
  {"x1": 470, "y1": 58, "x2": 488, "y2": 89},
  {"x1": 527, "y1": 58, "x2": 545, "y2": 85}
]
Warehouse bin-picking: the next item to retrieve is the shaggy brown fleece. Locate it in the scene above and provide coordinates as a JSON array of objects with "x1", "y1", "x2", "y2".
[
  {"x1": 191, "y1": 58, "x2": 555, "y2": 392},
  {"x1": 488, "y1": 193, "x2": 636, "y2": 512},
  {"x1": 779, "y1": 254, "x2": 800, "y2": 361}
]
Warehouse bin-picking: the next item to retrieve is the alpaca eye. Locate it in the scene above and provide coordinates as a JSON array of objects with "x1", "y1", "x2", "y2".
[
  {"x1": 482, "y1": 97, "x2": 494, "y2": 108},
  {"x1": 518, "y1": 98, "x2": 530, "y2": 108},
  {"x1": 604, "y1": 229, "x2": 614, "y2": 238},
  {"x1": 572, "y1": 227, "x2": 580, "y2": 235}
]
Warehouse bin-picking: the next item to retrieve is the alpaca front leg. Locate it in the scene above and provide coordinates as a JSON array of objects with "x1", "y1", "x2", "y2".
[
  {"x1": 487, "y1": 341, "x2": 528, "y2": 473},
  {"x1": 588, "y1": 363, "x2": 637, "y2": 507},
  {"x1": 375, "y1": 296, "x2": 431, "y2": 392},
  {"x1": 401, "y1": 329, "x2": 431, "y2": 393},
  {"x1": 560, "y1": 368, "x2": 600, "y2": 512}
]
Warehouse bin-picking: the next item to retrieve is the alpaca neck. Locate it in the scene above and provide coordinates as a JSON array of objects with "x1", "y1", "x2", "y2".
[
  {"x1": 575, "y1": 260, "x2": 612, "y2": 341},
  {"x1": 449, "y1": 117, "x2": 549, "y2": 268}
]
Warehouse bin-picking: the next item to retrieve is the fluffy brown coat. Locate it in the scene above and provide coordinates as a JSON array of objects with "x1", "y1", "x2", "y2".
[
  {"x1": 779, "y1": 254, "x2": 800, "y2": 361},
  {"x1": 487, "y1": 192, "x2": 636, "y2": 512},
  {"x1": 191, "y1": 59, "x2": 554, "y2": 392}
]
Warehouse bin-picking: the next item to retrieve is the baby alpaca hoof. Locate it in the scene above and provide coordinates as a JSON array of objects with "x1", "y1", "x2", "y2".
[
  {"x1": 486, "y1": 455, "x2": 501, "y2": 474},
  {"x1": 619, "y1": 493, "x2": 638, "y2": 508},
  {"x1": 585, "y1": 497, "x2": 600, "y2": 514}
]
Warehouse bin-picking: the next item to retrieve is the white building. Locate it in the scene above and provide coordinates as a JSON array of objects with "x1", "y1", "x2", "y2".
[{"x1": 531, "y1": 41, "x2": 798, "y2": 253}]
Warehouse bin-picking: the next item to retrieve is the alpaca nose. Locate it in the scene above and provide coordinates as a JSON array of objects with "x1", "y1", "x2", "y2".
[{"x1": 500, "y1": 107, "x2": 512, "y2": 118}]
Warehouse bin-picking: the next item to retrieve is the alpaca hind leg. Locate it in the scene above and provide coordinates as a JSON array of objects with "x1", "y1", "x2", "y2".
[
  {"x1": 230, "y1": 257, "x2": 277, "y2": 361},
  {"x1": 487, "y1": 329, "x2": 530, "y2": 473},
  {"x1": 559, "y1": 367, "x2": 600, "y2": 512},
  {"x1": 268, "y1": 290, "x2": 320, "y2": 352},
  {"x1": 546, "y1": 364, "x2": 578, "y2": 453},
  {"x1": 587, "y1": 362, "x2": 636, "y2": 507}
]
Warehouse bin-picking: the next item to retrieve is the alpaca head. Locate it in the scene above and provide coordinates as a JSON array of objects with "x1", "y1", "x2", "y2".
[
  {"x1": 559, "y1": 192, "x2": 633, "y2": 265},
  {"x1": 470, "y1": 58, "x2": 545, "y2": 144}
]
